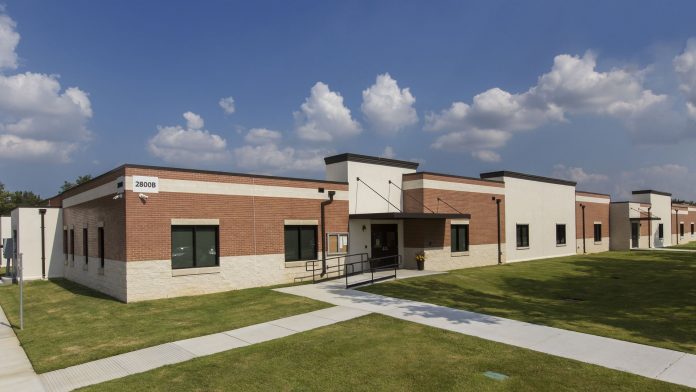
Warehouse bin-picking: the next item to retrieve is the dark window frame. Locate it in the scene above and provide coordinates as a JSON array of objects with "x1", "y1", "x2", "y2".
[
  {"x1": 63, "y1": 229, "x2": 68, "y2": 254},
  {"x1": 516, "y1": 224, "x2": 529, "y2": 248},
  {"x1": 593, "y1": 223, "x2": 602, "y2": 242},
  {"x1": 70, "y1": 229, "x2": 75, "y2": 262},
  {"x1": 658, "y1": 223, "x2": 664, "y2": 240},
  {"x1": 284, "y1": 225, "x2": 318, "y2": 262},
  {"x1": 450, "y1": 224, "x2": 469, "y2": 252},
  {"x1": 98, "y1": 227, "x2": 105, "y2": 269},
  {"x1": 679, "y1": 222, "x2": 685, "y2": 237},
  {"x1": 691, "y1": 223, "x2": 694, "y2": 236},
  {"x1": 171, "y1": 225, "x2": 220, "y2": 270},
  {"x1": 556, "y1": 224, "x2": 566, "y2": 245},
  {"x1": 83, "y1": 228, "x2": 88, "y2": 264}
]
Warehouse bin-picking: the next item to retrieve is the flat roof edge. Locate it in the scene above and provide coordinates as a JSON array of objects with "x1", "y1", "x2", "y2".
[
  {"x1": 632, "y1": 189, "x2": 672, "y2": 197},
  {"x1": 480, "y1": 171, "x2": 576, "y2": 186},
  {"x1": 324, "y1": 153, "x2": 419, "y2": 169},
  {"x1": 404, "y1": 171, "x2": 504, "y2": 184}
]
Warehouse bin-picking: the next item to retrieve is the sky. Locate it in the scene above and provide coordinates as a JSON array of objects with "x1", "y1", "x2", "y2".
[{"x1": 2, "y1": 1, "x2": 696, "y2": 200}]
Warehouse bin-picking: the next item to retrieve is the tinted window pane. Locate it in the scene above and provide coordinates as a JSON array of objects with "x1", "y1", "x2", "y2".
[
  {"x1": 284, "y1": 227, "x2": 299, "y2": 261},
  {"x1": 517, "y1": 225, "x2": 529, "y2": 247},
  {"x1": 594, "y1": 224, "x2": 602, "y2": 242},
  {"x1": 556, "y1": 225, "x2": 566, "y2": 245},
  {"x1": 172, "y1": 227, "x2": 194, "y2": 269},
  {"x1": 299, "y1": 226, "x2": 317, "y2": 260},
  {"x1": 451, "y1": 225, "x2": 469, "y2": 252},
  {"x1": 196, "y1": 227, "x2": 218, "y2": 267}
]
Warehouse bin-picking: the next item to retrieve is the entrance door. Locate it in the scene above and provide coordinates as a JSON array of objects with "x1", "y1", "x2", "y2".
[
  {"x1": 631, "y1": 222, "x2": 639, "y2": 248},
  {"x1": 371, "y1": 224, "x2": 398, "y2": 268}
]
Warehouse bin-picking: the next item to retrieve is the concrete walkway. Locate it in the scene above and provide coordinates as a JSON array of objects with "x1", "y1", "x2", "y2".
[
  {"x1": 633, "y1": 247, "x2": 696, "y2": 253},
  {"x1": 0, "y1": 305, "x2": 45, "y2": 392},
  {"x1": 275, "y1": 278, "x2": 696, "y2": 389},
  {"x1": 39, "y1": 306, "x2": 369, "y2": 392}
]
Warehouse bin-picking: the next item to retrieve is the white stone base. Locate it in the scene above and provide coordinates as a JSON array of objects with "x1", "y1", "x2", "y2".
[
  {"x1": 124, "y1": 254, "x2": 312, "y2": 302},
  {"x1": 403, "y1": 243, "x2": 503, "y2": 271},
  {"x1": 575, "y1": 237, "x2": 610, "y2": 254},
  {"x1": 63, "y1": 257, "x2": 127, "y2": 301}
]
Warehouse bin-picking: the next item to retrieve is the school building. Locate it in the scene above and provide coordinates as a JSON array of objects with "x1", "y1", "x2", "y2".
[{"x1": 2, "y1": 152, "x2": 688, "y2": 302}]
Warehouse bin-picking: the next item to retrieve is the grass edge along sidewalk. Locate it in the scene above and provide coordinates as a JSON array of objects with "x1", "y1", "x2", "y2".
[{"x1": 0, "y1": 278, "x2": 329, "y2": 373}]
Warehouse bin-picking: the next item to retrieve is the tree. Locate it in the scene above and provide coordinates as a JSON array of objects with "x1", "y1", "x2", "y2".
[
  {"x1": 60, "y1": 174, "x2": 93, "y2": 193},
  {"x1": 0, "y1": 182, "x2": 43, "y2": 216}
]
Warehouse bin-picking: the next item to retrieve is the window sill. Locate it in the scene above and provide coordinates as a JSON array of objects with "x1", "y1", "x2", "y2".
[
  {"x1": 556, "y1": 243, "x2": 567, "y2": 247},
  {"x1": 594, "y1": 241, "x2": 602, "y2": 245},
  {"x1": 516, "y1": 246, "x2": 530, "y2": 250},
  {"x1": 172, "y1": 266, "x2": 221, "y2": 277},
  {"x1": 451, "y1": 251, "x2": 469, "y2": 257}
]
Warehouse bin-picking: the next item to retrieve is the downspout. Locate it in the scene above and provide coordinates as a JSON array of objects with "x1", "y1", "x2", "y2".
[
  {"x1": 581, "y1": 204, "x2": 586, "y2": 254},
  {"x1": 494, "y1": 197, "x2": 502, "y2": 265},
  {"x1": 39, "y1": 208, "x2": 47, "y2": 279},
  {"x1": 647, "y1": 207, "x2": 651, "y2": 248},
  {"x1": 675, "y1": 208, "x2": 679, "y2": 245},
  {"x1": 320, "y1": 191, "x2": 335, "y2": 277}
]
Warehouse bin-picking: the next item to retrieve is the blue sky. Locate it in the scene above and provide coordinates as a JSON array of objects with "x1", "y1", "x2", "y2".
[{"x1": 2, "y1": 1, "x2": 696, "y2": 200}]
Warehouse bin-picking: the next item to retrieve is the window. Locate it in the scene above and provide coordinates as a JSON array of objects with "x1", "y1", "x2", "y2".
[
  {"x1": 171, "y1": 226, "x2": 219, "y2": 269},
  {"x1": 450, "y1": 224, "x2": 469, "y2": 252},
  {"x1": 594, "y1": 223, "x2": 602, "y2": 242},
  {"x1": 691, "y1": 223, "x2": 694, "y2": 236},
  {"x1": 83, "y1": 228, "x2": 88, "y2": 264},
  {"x1": 556, "y1": 224, "x2": 566, "y2": 245},
  {"x1": 680, "y1": 223, "x2": 684, "y2": 237},
  {"x1": 70, "y1": 229, "x2": 75, "y2": 262},
  {"x1": 658, "y1": 224, "x2": 664, "y2": 240},
  {"x1": 284, "y1": 225, "x2": 317, "y2": 262},
  {"x1": 516, "y1": 224, "x2": 529, "y2": 248},
  {"x1": 63, "y1": 229, "x2": 68, "y2": 254},
  {"x1": 98, "y1": 227, "x2": 105, "y2": 269},
  {"x1": 326, "y1": 233, "x2": 349, "y2": 255}
]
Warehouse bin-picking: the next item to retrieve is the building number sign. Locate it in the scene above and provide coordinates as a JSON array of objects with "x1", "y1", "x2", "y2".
[{"x1": 132, "y1": 176, "x2": 160, "y2": 193}]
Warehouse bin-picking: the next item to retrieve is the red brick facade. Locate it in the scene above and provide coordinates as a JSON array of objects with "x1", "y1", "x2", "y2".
[{"x1": 575, "y1": 192, "x2": 610, "y2": 240}]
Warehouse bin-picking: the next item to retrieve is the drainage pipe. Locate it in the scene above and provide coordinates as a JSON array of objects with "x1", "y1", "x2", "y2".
[
  {"x1": 494, "y1": 197, "x2": 502, "y2": 265},
  {"x1": 580, "y1": 204, "x2": 586, "y2": 254},
  {"x1": 648, "y1": 207, "x2": 652, "y2": 248},
  {"x1": 320, "y1": 191, "x2": 336, "y2": 277},
  {"x1": 39, "y1": 208, "x2": 47, "y2": 279}
]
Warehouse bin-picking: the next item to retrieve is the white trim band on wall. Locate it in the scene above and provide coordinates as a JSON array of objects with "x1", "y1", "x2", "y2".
[
  {"x1": 284, "y1": 219, "x2": 319, "y2": 226},
  {"x1": 171, "y1": 218, "x2": 220, "y2": 225},
  {"x1": 576, "y1": 195, "x2": 610, "y2": 204},
  {"x1": 402, "y1": 179, "x2": 504, "y2": 195}
]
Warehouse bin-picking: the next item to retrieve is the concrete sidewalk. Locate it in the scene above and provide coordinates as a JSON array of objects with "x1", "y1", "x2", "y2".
[
  {"x1": 0, "y1": 305, "x2": 45, "y2": 392},
  {"x1": 275, "y1": 279, "x2": 696, "y2": 389},
  {"x1": 39, "y1": 306, "x2": 370, "y2": 392}
]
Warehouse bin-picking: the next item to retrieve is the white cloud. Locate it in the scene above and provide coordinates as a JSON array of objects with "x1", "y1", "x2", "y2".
[
  {"x1": 471, "y1": 150, "x2": 501, "y2": 162},
  {"x1": 294, "y1": 82, "x2": 361, "y2": 142},
  {"x1": 219, "y1": 96, "x2": 236, "y2": 114},
  {"x1": 183, "y1": 111, "x2": 204, "y2": 130},
  {"x1": 552, "y1": 164, "x2": 609, "y2": 184},
  {"x1": 0, "y1": 11, "x2": 93, "y2": 163},
  {"x1": 244, "y1": 128, "x2": 282, "y2": 145},
  {"x1": 361, "y1": 73, "x2": 418, "y2": 134},
  {"x1": 0, "y1": 12, "x2": 19, "y2": 70},
  {"x1": 674, "y1": 38, "x2": 696, "y2": 119},
  {"x1": 148, "y1": 112, "x2": 229, "y2": 164},
  {"x1": 615, "y1": 164, "x2": 693, "y2": 200},
  {"x1": 426, "y1": 51, "x2": 669, "y2": 158},
  {"x1": 233, "y1": 144, "x2": 327, "y2": 172},
  {"x1": 381, "y1": 146, "x2": 396, "y2": 159}
]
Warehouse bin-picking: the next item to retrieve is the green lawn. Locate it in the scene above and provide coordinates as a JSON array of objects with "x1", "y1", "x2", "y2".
[
  {"x1": 668, "y1": 241, "x2": 696, "y2": 250},
  {"x1": 0, "y1": 279, "x2": 328, "y2": 373},
  {"x1": 82, "y1": 314, "x2": 687, "y2": 392},
  {"x1": 362, "y1": 251, "x2": 696, "y2": 354}
]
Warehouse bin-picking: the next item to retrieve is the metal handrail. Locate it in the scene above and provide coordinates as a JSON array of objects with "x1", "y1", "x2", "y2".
[
  {"x1": 345, "y1": 254, "x2": 401, "y2": 288},
  {"x1": 304, "y1": 252, "x2": 369, "y2": 283}
]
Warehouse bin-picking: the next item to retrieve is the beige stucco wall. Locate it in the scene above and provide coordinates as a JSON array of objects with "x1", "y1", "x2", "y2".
[{"x1": 11, "y1": 207, "x2": 64, "y2": 280}]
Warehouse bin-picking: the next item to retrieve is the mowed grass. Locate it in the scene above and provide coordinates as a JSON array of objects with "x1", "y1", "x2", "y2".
[
  {"x1": 0, "y1": 279, "x2": 328, "y2": 373},
  {"x1": 362, "y1": 251, "x2": 696, "y2": 354},
  {"x1": 668, "y1": 240, "x2": 696, "y2": 250},
  {"x1": 82, "y1": 314, "x2": 687, "y2": 392}
]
